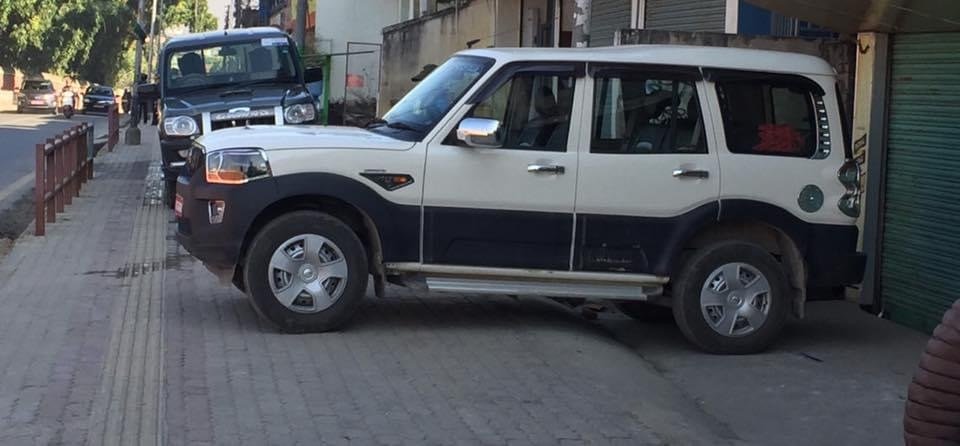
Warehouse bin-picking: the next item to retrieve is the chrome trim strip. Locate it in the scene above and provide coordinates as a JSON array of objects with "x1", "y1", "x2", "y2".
[
  {"x1": 385, "y1": 263, "x2": 670, "y2": 285},
  {"x1": 426, "y1": 277, "x2": 658, "y2": 300}
]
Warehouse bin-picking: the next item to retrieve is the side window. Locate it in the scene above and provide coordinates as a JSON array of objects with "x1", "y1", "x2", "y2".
[
  {"x1": 716, "y1": 79, "x2": 817, "y2": 157},
  {"x1": 591, "y1": 71, "x2": 706, "y2": 154},
  {"x1": 462, "y1": 72, "x2": 575, "y2": 152}
]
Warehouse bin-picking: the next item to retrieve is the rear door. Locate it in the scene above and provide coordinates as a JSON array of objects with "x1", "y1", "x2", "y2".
[{"x1": 574, "y1": 64, "x2": 721, "y2": 275}]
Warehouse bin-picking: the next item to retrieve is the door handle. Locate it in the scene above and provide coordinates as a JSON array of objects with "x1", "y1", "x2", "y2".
[
  {"x1": 672, "y1": 168, "x2": 709, "y2": 179},
  {"x1": 528, "y1": 164, "x2": 565, "y2": 174}
]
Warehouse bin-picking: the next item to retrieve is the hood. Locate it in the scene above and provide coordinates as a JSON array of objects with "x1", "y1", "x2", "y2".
[
  {"x1": 197, "y1": 125, "x2": 416, "y2": 152},
  {"x1": 163, "y1": 84, "x2": 309, "y2": 116}
]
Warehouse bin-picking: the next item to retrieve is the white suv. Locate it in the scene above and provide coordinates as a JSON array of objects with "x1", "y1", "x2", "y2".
[{"x1": 175, "y1": 46, "x2": 865, "y2": 354}]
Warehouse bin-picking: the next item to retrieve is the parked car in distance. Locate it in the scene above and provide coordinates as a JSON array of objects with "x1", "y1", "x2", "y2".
[
  {"x1": 138, "y1": 26, "x2": 324, "y2": 207},
  {"x1": 16, "y1": 79, "x2": 58, "y2": 114},
  {"x1": 175, "y1": 45, "x2": 866, "y2": 354},
  {"x1": 83, "y1": 85, "x2": 115, "y2": 113}
]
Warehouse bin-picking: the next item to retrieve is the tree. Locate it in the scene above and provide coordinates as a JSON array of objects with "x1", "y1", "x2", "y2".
[
  {"x1": 0, "y1": 0, "x2": 135, "y2": 84},
  {"x1": 163, "y1": 0, "x2": 217, "y2": 33}
]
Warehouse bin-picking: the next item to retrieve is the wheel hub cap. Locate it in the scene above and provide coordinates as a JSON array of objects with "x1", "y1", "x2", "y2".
[
  {"x1": 268, "y1": 234, "x2": 349, "y2": 314},
  {"x1": 699, "y1": 262, "x2": 772, "y2": 337},
  {"x1": 299, "y1": 264, "x2": 318, "y2": 283}
]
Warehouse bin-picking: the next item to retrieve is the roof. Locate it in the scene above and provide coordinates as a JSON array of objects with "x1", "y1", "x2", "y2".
[
  {"x1": 456, "y1": 45, "x2": 836, "y2": 76},
  {"x1": 164, "y1": 27, "x2": 289, "y2": 50}
]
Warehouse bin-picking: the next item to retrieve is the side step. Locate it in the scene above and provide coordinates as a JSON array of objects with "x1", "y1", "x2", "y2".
[{"x1": 425, "y1": 277, "x2": 662, "y2": 301}]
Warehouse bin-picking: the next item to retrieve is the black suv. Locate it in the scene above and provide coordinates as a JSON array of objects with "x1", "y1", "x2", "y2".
[{"x1": 139, "y1": 27, "x2": 322, "y2": 204}]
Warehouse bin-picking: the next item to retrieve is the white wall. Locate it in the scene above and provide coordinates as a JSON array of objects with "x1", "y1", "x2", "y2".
[{"x1": 314, "y1": 0, "x2": 400, "y2": 104}]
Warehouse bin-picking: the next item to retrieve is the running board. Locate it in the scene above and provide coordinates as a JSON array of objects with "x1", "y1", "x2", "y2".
[
  {"x1": 425, "y1": 277, "x2": 660, "y2": 301},
  {"x1": 385, "y1": 263, "x2": 670, "y2": 285}
]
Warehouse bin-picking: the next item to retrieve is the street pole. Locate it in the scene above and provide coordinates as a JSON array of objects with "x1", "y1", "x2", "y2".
[
  {"x1": 573, "y1": 0, "x2": 591, "y2": 48},
  {"x1": 294, "y1": 0, "x2": 308, "y2": 49},
  {"x1": 125, "y1": 0, "x2": 147, "y2": 145},
  {"x1": 146, "y1": 0, "x2": 158, "y2": 78}
]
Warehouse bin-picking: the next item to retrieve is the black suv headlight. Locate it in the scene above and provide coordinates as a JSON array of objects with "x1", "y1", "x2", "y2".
[{"x1": 283, "y1": 103, "x2": 316, "y2": 124}]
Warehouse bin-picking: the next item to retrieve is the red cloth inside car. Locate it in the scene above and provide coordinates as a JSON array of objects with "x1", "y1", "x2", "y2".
[{"x1": 753, "y1": 124, "x2": 805, "y2": 155}]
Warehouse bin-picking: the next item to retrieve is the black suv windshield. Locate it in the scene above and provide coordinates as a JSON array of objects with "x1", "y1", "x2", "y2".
[
  {"x1": 376, "y1": 56, "x2": 494, "y2": 139},
  {"x1": 23, "y1": 81, "x2": 53, "y2": 92},
  {"x1": 165, "y1": 38, "x2": 299, "y2": 94}
]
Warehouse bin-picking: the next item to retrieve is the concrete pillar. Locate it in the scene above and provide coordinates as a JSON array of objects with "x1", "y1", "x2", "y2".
[{"x1": 854, "y1": 32, "x2": 891, "y2": 312}]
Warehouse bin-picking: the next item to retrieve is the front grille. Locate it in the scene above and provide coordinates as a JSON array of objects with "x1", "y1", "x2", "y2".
[{"x1": 210, "y1": 116, "x2": 275, "y2": 131}]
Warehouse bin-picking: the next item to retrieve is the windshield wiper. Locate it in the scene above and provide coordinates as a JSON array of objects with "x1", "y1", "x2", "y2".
[
  {"x1": 365, "y1": 118, "x2": 388, "y2": 129},
  {"x1": 387, "y1": 121, "x2": 421, "y2": 132},
  {"x1": 220, "y1": 88, "x2": 253, "y2": 97}
]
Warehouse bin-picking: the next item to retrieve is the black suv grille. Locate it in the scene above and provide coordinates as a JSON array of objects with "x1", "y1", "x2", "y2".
[{"x1": 210, "y1": 117, "x2": 275, "y2": 131}]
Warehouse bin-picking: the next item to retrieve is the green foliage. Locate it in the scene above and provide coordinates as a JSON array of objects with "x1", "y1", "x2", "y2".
[
  {"x1": 164, "y1": 0, "x2": 217, "y2": 33},
  {"x1": 0, "y1": 0, "x2": 135, "y2": 84}
]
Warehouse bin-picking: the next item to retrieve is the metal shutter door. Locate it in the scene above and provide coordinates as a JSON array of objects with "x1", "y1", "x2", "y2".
[
  {"x1": 645, "y1": 0, "x2": 725, "y2": 33},
  {"x1": 590, "y1": 0, "x2": 632, "y2": 47},
  {"x1": 882, "y1": 33, "x2": 960, "y2": 332}
]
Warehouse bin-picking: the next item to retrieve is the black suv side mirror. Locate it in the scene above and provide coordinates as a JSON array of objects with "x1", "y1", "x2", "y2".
[
  {"x1": 304, "y1": 67, "x2": 324, "y2": 84},
  {"x1": 137, "y1": 83, "x2": 159, "y2": 99}
]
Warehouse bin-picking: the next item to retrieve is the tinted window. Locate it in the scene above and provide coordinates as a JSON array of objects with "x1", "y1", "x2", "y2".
[
  {"x1": 23, "y1": 81, "x2": 53, "y2": 92},
  {"x1": 86, "y1": 86, "x2": 113, "y2": 96},
  {"x1": 716, "y1": 79, "x2": 817, "y2": 157},
  {"x1": 591, "y1": 72, "x2": 705, "y2": 154},
  {"x1": 461, "y1": 72, "x2": 575, "y2": 152}
]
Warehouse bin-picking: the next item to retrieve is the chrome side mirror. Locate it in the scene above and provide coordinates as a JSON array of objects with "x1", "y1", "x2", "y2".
[{"x1": 456, "y1": 118, "x2": 502, "y2": 148}]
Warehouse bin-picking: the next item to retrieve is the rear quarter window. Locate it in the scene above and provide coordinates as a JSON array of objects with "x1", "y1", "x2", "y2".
[{"x1": 715, "y1": 76, "x2": 821, "y2": 158}]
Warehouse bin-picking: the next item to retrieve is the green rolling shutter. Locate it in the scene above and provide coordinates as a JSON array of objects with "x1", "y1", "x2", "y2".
[
  {"x1": 590, "y1": 0, "x2": 632, "y2": 47},
  {"x1": 645, "y1": 0, "x2": 725, "y2": 33},
  {"x1": 882, "y1": 33, "x2": 960, "y2": 333}
]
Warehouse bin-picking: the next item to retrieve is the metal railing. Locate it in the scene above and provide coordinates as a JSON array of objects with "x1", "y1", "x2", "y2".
[{"x1": 34, "y1": 123, "x2": 95, "y2": 236}]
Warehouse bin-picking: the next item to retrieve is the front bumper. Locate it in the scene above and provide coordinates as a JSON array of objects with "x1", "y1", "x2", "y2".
[
  {"x1": 160, "y1": 138, "x2": 193, "y2": 180},
  {"x1": 175, "y1": 170, "x2": 278, "y2": 269}
]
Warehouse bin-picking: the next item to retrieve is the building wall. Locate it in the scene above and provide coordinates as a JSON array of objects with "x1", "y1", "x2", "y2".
[
  {"x1": 380, "y1": 0, "x2": 498, "y2": 109},
  {"x1": 314, "y1": 0, "x2": 399, "y2": 104}
]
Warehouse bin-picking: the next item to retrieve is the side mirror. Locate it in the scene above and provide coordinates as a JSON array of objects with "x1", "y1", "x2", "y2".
[
  {"x1": 456, "y1": 118, "x2": 502, "y2": 148},
  {"x1": 304, "y1": 67, "x2": 324, "y2": 84},
  {"x1": 137, "y1": 82, "x2": 159, "y2": 99}
]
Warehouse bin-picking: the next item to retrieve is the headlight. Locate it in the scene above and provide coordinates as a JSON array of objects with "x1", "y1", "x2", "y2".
[
  {"x1": 283, "y1": 103, "x2": 315, "y2": 124},
  {"x1": 206, "y1": 149, "x2": 271, "y2": 185},
  {"x1": 44, "y1": 93, "x2": 55, "y2": 101},
  {"x1": 163, "y1": 116, "x2": 199, "y2": 136}
]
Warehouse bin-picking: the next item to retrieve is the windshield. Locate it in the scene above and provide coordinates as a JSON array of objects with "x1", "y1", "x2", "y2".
[
  {"x1": 380, "y1": 56, "x2": 494, "y2": 135},
  {"x1": 23, "y1": 81, "x2": 53, "y2": 92},
  {"x1": 86, "y1": 86, "x2": 112, "y2": 96},
  {"x1": 164, "y1": 38, "x2": 299, "y2": 93}
]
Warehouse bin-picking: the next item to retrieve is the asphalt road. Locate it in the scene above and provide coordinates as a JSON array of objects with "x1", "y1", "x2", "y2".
[
  {"x1": 0, "y1": 111, "x2": 109, "y2": 194},
  {"x1": 0, "y1": 111, "x2": 111, "y2": 238}
]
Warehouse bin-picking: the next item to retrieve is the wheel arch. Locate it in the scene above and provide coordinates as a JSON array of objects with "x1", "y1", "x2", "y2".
[
  {"x1": 677, "y1": 220, "x2": 808, "y2": 318},
  {"x1": 236, "y1": 194, "x2": 387, "y2": 297}
]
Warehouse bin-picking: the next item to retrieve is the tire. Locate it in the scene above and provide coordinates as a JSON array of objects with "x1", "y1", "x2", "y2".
[
  {"x1": 672, "y1": 241, "x2": 790, "y2": 354},
  {"x1": 243, "y1": 211, "x2": 368, "y2": 333},
  {"x1": 616, "y1": 301, "x2": 675, "y2": 323}
]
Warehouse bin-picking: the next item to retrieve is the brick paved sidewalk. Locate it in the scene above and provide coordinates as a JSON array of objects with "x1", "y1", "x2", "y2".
[
  {"x1": 0, "y1": 132, "x2": 159, "y2": 445},
  {"x1": 0, "y1": 131, "x2": 738, "y2": 446}
]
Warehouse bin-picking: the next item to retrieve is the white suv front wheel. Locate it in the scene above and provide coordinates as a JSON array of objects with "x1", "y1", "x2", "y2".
[
  {"x1": 673, "y1": 241, "x2": 790, "y2": 354},
  {"x1": 243, "y1": 211, "x2": 368, "y2": 333}
]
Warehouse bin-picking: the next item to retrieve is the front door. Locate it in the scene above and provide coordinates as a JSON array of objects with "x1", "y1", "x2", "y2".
[
  {"x1": 422, "y1": 63, "x2": 584, "y2": 270},
  {"x1": 574, "y1": 64, "x2": 721, "y2": 275}
]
